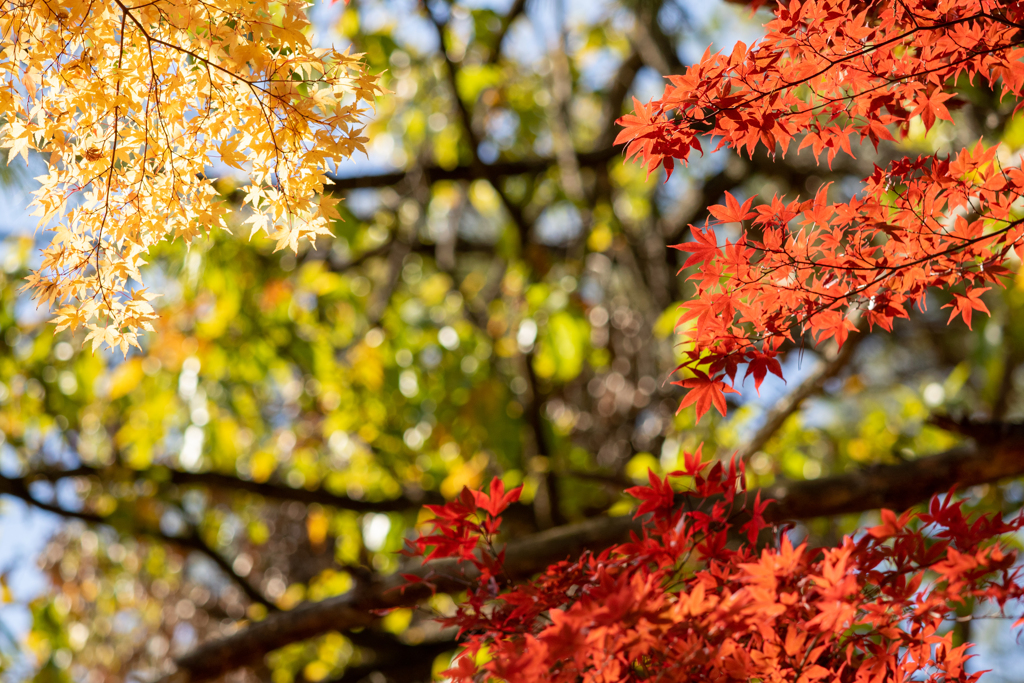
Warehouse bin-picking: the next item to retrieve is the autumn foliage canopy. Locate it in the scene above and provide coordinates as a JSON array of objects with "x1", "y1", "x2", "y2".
[
  {"x1": 408, "y1": 0, "x2": 1024, "y2": 681},
  {"x1": 615, "y1": 0, "x2": 1024, "y2": 421},
  {"x1": 413, "y1": 452, "x2": 1024, "y2": 683},
  {"x1": 6, "y1": 0, "x2": 380, "y2": 352},
  {"x1": 8, "y1": 0, "x2": 1024, "y2": 679}
]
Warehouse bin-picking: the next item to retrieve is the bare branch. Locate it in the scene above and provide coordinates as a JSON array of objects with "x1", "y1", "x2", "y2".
[
  {"x1": 595, "y1": 50, "x2": 643, "y2": 150},
  {"x1": 174, "y1": 526, "x2": 280, "y2": 611},
  {"x1": 424, "y1": 4, "x2": 533, "y2": 243},
  {"x1": 630, "y1": 3, "x2": 683, "y2": 76},
  {"x1": 548, "y1": 47, "x2": 586, "y2": 205},
  {"x1": 732, "y1": 333, "x2": 865, "y2": 463},
  {"x1": 487, "y1": 0, "x2": 528, "y2": 65}
]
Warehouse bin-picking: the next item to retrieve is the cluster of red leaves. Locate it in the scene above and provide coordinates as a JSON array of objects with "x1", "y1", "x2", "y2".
[
  {"x1": 615, "y1": 0, "x2": 1024, "y2": 420},
  {"x1": 410, "y1": 451, "x2": 1024, "y2": 683},
  {"x1": 406, "y1": 478, "x2": 523, "y2": 566}
]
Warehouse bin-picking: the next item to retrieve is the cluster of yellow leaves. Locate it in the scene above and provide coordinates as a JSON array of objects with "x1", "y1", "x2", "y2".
[{"x1": 2, "y1": 0, "x2": 381, "y2": 352}]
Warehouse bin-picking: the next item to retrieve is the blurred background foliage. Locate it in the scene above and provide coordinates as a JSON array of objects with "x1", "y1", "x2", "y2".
[{"x1": 2, "y1": 0, "x2": 1024, "y2": 681}]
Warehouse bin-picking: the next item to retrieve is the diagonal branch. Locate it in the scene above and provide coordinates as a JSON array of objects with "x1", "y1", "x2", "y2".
[
  {"x1": 174, "y1": 525, "x2": 279, "y2": 611},
  {"x1": 595, "y1": 50, "x2": 643, "y2": 150},
  {"x1": 24, "y1": 464, "x2": 440, "y2": 512},
  {"x1": 161, "y1": 431, "x2": 1024, "y2": 682},
  {"x1": 630, "y1": 1, "x2": 684, "y2": 76},
  {"x1": 0, "y1": 473, "x2": 276, "y2": 610},
  {"x1": 487, "y1": 0, "x2": 528, "y2": 65},
  {"x1": 424, "y1": 5, "x2": 533, "y2": 243},
  {"x1": 732, "y1": 332, "x2": 864, "y2": 463}
]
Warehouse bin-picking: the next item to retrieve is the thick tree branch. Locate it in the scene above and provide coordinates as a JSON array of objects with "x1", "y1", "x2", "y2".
[
  {"x1": 25, "y1": 464, "x2": 439, "y2": 512},
  {"x1": 162, "y1": 433, "x2": 1024, "y2": 682},
  {"x1": 324, "y1": 148, "x2": 622, "y2": 191}
]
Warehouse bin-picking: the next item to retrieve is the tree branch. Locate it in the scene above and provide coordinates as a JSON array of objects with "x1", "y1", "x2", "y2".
[
  {"x1": 487, "y1": 0, "x2": 527, "y2": 65},
  {"x1": 0, "y1": 473, "x2": 276, "y2": 610},
  {"x1": 306, "y1": 237, "x2": 394, "y2": 273},
  {"x1": 175, "y1": 526, "x2": 279, "y2": 611},
  {"x1": 322, "y1": 146, "x2": 620, "y2": 192},
  {"x1": 548, "y1": 46, "x2": 586, "y2": 206},
  {"x1": 161, "y1": 431, "x2": 1024, "y2": 682},
  {"x1": 732, "y1": 332, "x2": 864, "y2": 462},
  {"x1": 595, "y1": 50, "x2": 643, "y2": 150},
  {"x1": 424, "y1": 4, "x2": 533, "y2": 243},
  {"x1": 24, "y1": 464, "x2": 439, "y2": 512},
  {"x1": 630, "y1": 2, "x2": 683, "y2": 76}
]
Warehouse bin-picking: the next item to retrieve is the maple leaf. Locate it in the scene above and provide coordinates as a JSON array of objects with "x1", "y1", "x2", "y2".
[
  {"x1": 8, "y1": 0, "x2": 382, "y2": 351},
  {"x1": 471, "y1": 478, "x2": 523, "y2": 518},
  {"x1": 615, "y1": 98, "x2": 664, "y2": 156},
  {"x1": 441, "y1": 655, "x2": 478, "y2": 681},
  {"x1": 943, "y1": 288, "x2": 991, "y2": 330},
  {"x1": 910, "y1": 88, "x2": 956, "y2": 130},
  {"x1": 740, "y1": 491, "x2": 772, "y2": 544},
  {"x1": 625, "y1": 470, "x2": 676, "y2": 517},
  {"x1": 672, "y1": 225, "x2": 720, "y2": 270},
  {"x1": 674, "y1": 370, "x2": 739, "y2": 423},
  {"x1": 708, "y1": 191, "x2": 756, "y2": 224},
  {"x1": 680, "y1": 443, "x2": 706, "y2": 477},
  {"x1": 744, "y1": 352, "x2": 784, "y2": 393}
]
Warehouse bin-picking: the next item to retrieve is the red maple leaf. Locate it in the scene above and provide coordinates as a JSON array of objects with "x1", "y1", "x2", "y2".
[
  {"x1": 709, "y1": 192, "x2": 756, "y2": 224},
  {"x1": 672, "y1": 225, "x2": 720, "y2": 270},
  {"x1": 943, "y1": 288, "x2": 990, "y2": 330},
  {"x1": 442, "y1": 655, "x2": 479, "y2": 681},
  {"x1": 909, "y1": 87, "x2": 956, "y2": 130},
  {"x1": 626, "y1": 470, "x2": 676, "y2": 517},
  {"x1": 675, "y1": 370, "x2": 739, "y2": 423},
  {"x1": 471, "y1": 478, "x2": 523, "y2": 517},
  {"x1": 744, "y1": 352, "x2": 784, "y2": 393}
]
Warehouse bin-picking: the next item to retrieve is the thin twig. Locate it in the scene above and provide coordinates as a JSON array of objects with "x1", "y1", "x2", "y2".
[{"x1": 733, "y1": 332, "x2": 865, "y2": 463}]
